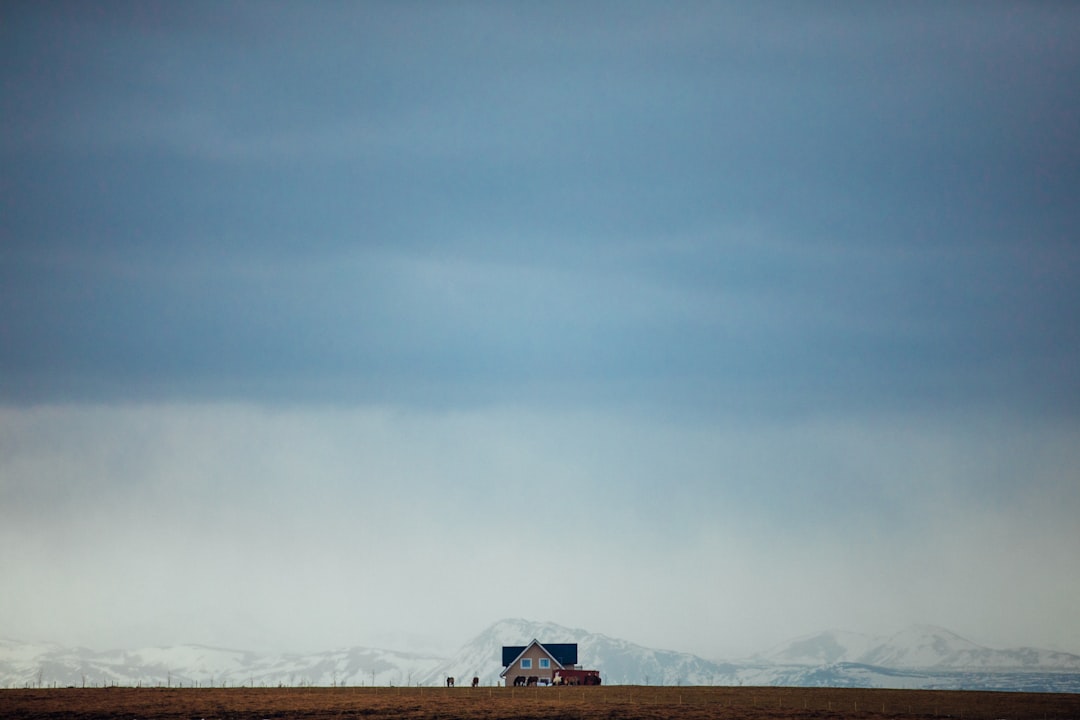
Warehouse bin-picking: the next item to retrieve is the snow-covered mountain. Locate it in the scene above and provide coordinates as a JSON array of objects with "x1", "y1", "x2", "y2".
[
  {"x1": 759, "y1": 629, "x2": 882, "y2": 666},
  {"x1": 420, "y1": 618, "x2": 737, "y2": 686},
  {"x1": 761, "y1": 625, "x2": 1080, "y2": 671},
  {"x1": 0, "y1": 637, "x2": 441, "y2": 689},
  {"x1": 4, "y1": 620, "x2": 1080, "y2": 692}
]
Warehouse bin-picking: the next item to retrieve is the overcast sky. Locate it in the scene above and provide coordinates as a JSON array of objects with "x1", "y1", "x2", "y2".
[{"x1": 2, "y1": 2, "x2": 1079, "y2": 660}]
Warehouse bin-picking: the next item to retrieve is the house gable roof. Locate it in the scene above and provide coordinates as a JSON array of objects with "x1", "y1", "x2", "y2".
[{"x1": 499, "y1": 640, "x2": 577, "y2": 676}]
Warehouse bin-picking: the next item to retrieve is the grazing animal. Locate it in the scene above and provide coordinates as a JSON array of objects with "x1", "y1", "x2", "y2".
[
  {"x1": 513, "y1": 675, "x2": 526, "y2": 687},
  {"x1": 471, "y1": 676, "x2": 479, "y2": 688},
  {"x1": 526, "y1": 676, "x2": 538, "y2": 687},
  {"x1": 446, "y1": 677, "x2": 454, "y2": 687}
]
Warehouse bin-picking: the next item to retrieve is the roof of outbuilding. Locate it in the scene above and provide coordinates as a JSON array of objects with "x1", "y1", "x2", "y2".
[{"x1": 501, "y1": 641, "x2": 578, "y2": 668}]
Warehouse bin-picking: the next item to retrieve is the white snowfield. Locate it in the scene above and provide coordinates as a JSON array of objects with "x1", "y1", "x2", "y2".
[{"x1": 3, "y1": 620, "x2": 1080, "y2": 692}]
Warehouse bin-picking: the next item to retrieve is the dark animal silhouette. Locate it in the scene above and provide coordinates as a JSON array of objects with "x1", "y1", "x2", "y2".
[
  {"x1": 471, "y1": 676, "x2": 479, "y2": 687},
  {"x1": 446, "y1": 676, "x2": 454, "y2": 687},
  {"x1": 513, "y1": 675, "x2": 526, "y2": 687}
]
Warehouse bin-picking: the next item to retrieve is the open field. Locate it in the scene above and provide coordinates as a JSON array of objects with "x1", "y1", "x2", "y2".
[{"x1": 2, "y1": 686, "x2": 1079, "y2": 720}]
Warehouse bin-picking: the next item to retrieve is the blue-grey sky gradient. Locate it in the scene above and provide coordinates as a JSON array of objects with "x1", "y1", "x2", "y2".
[{"x1": 2, "y1": 2, "x2": 1079, "y2": 658}]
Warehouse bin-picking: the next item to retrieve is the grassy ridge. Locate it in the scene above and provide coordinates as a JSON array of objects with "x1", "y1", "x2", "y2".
[{"x1": 1, "y1": 685, "x2": 1079, "y2": 719}]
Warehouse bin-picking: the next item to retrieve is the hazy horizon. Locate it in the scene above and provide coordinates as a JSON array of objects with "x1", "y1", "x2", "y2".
[
  {"x1": 3, "y1": 3, "x2": 1078, "y2": 661},
  {"x1": 5, "y1": 616, "x2": 1079, "y2": 662}
]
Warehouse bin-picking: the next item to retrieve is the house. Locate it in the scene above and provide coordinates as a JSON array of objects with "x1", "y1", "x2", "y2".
[{"x1": 500, "y1": 639, "x2": 578, "y2": 686}]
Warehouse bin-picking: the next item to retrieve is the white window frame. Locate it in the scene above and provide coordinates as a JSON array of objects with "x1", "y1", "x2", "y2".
[
  {"x1": 520, "y1": 658, "x2": 532, "y2": 670},
  {"x1": 539, "y1": 658, "x2": 550, "y2": 669}
]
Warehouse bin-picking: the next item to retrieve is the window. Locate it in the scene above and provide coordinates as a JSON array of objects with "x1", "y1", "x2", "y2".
[
  {"x1": 539, "y1": 658, "x2": 550, "y2": 669},
  {"x1": 521, "y1": 658, "x2": 532, "y2": 669}
]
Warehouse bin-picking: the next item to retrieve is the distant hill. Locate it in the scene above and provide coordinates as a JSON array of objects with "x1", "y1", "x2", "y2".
[
  {"x1": 0, "y1": 638, "x2": 442, "y2": 689},
  {"x1": 759, "y1": 625, "x2": 1080, "y2": 671},
  {"x1": 4, "y1": 619, "x2": 1080, "y2": 692},
  {"x1": 419, "y1": 618, "x2": 737, "y2": 686}
]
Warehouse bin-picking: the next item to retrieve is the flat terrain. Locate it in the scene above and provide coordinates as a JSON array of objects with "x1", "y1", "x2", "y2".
[{"x1": 2, "y1": 685, "x2": 1078, "y2": 719}]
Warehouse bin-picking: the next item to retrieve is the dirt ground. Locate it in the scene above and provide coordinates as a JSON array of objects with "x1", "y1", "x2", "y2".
[{"x1": 1, "y1": 685, "x2": 1078, "y2": 719}]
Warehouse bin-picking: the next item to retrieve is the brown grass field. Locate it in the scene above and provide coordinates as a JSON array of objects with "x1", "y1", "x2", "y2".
[{"x1": 2, "y1": 686, "x2": 1078, "y2": 720}]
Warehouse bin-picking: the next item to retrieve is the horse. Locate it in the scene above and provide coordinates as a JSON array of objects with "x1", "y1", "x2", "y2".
[
  {"x1": 471, "y1": 676, "x2": 479, "y2": 688},
  {"x1": 513, "y1": 675, "x2": 526, "y2": 687},
  {"x1": 446, "y1": 676, "x2": 454, "y2": 687}
]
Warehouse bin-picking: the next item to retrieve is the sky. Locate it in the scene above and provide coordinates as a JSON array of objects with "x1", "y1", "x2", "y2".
[{"x1": 2, "y1": 2, "x2": 1079, "y2": 661}]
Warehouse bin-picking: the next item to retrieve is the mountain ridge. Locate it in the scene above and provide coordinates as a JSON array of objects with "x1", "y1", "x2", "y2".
[
  {"x1": 3, "y1": 619, "x2": 1079, "y2": 692},
  {"x1": 759, "y1": 625, "x2": 1080, "y2": 671}
]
